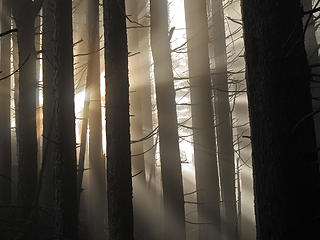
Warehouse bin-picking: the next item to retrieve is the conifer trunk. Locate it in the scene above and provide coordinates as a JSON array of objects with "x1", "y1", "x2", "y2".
[
  {"x1": 150, "y1": 1, "x2": 186, "y2": 239},
  {"x1": 12, "y1": 2, "x2": 38, "y2": 213},
  {"x1": 41, "y1": 0, "x2": 55, "y2": 212},
  {"x1": 103, "y1": 0, "x2": 134, "y2": 239},
  {"x1": 184, "y1": 0, "x2": 221, "y2": 238},
  {"x1": 242, "y1": 0, "x2": 320, "y2": 238},
  {"x1": 210, "y1": 0, "x2": 238, "y2": 239},
  {"x1": 53, "y1": 0, "x2": 78, "y2": 238}
]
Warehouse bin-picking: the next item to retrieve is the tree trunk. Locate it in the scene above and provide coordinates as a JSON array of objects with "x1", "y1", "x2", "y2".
[
  {"x1": 103, "y1": 0, "x2": 134, "y2": 239},
  {"x1": 0, "y1": 0, "x2": 12, "y2": 205},
  {"x1": 150, "y1": 1, "x2": 186, "y2": 240},
  {"x1": 242, "y1": 0, "x2": 320, "y2": 239},
  {"x1": 12, "y1": 2, "x2": 38, "y2": 214},
  {"x1": 210, "y1": 0, "x2": 238, "y2": 239},
  {"x1": 41, "y1": 0, "x2": 55, "y2": 213},
  {"x1": 87, "y1": 0, "x2": 105, "y2": 238},
  {"x1": 53, "y1": 0, "x2": 78, "y2": 238},
  {"x1": 183, "y1": 0, "x2": 221, "y2": 239}
]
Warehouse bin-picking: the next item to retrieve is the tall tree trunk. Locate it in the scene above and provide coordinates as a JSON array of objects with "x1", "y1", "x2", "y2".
[
  {"x1": 11, "y1": 1, "x2": 38, "y2": 214},
  {"x1": 87, "y1": 0, "x2": 105, "y2": 238},
  {"x1": 242, "y1": 0, "x2": 320, "y2": 239},
  {"x1": 150, "y1": 1, "x2": 186, "y2": 240},
  {"x1": 53, "y1": 0, "x2": 78, "y2": 238},
  {"x1": 210, "y1": 0, "x2": 238, "y2": 239},
  {"x1": 183, "y1": 0, "x2": 221, "y2": 239},
  {"x1": 0, "y1": 0, "x2": 12, "y2": 205},
  {"x1": 103, "y1": 0, "x2": 134, "y2": 239},
  {"x1": 41, "y1": 0, "x2": 55, "y2": 213}
]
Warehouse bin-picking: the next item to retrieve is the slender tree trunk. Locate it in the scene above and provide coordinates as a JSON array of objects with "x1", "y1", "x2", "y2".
[
  {"x1": 183, "y1": 0, "x2": 220, "y2": 239},
  {"x1": 12, "y1": 2, "x2": 38, "y2": 214},
  {"x1": 0, "y1": 0, "x2": 12, "y2": 205},
  {"x1": 210, "y1": 0, "x2": 238, "y2": 239},
  {"x1": 53, "y1": 0, "x2": 78, "y2": 238},
  {"x1": 150, "y1": 1, "x2": 186, "y2": 240},
  {"x1": 242, "y1": 0, "x2": 320, "y2": 239},
  {"x1": 41, "y1": 0, "x2": 55, "y2": 212},
  {"x1": 87, "y1": 1, "x2": 105, "y2": 238},
  {"x1": 103, "y1": 0, "x2": 134, "y2": 239}
]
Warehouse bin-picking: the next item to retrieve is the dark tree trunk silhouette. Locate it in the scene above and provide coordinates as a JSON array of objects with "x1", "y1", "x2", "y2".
[
  {"x1": 87, "y1": 0, "x2": 105, "y2": 239},
  {"x1": 210, "y1": 0, "x2": 238, "y2": 239},
  {"x1": 11, "y1": 0, "x2": 40, "y2": 214},
  {"x1": 184, "y1": 0, "x2": 220, "y2": 238},
  {"x1": 242, "y1": 0, "x2": 320, "y2": 239},
  {"x1": 103, "y1": 0, "x2": 134, "y2": 239},
  {"x1": 150, "y1": 1, "x2": 186, "y2": 239},
  {"x1": 41, "y1": 0, "x2": 55, "y2": 212},
  {"x1": 0, "y1": 0, "x2": 12, "y2": 204},
  {"x1": 53, "y1": 0, "x2": 78, "y2": 238}
]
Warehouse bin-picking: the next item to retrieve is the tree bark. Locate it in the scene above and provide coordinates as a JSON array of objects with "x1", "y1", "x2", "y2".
[
  {"x1": 11, "y1": 1, "x2": 39, "y2": 214},
  {"x1": 103, "y1": 0, "x2": 134, "y2": 239},
  {"x1": 41, "y1": 0, "x2": 55, "y2": 213},
  {"x1": 53, "y1": 0, "x2": 78, "y2": 238},
  {"x1": 210, "y1": 0, "x2": 238, "y2": 239},
  {"x1": 150, "y1": 1, "x2": 186, "y2": 239},
  {"x1": 183, "y1": 0, "x2": 221, "y2": 239},
  {"x1": 0, "y1": 0, "x2": 12, "y2": 205},
  {"x1": 242, "y1": 0, "x2": 320, "y2": 239}
]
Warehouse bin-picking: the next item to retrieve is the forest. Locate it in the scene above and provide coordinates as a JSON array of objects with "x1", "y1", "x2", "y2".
[{"x1": 0, "y1": 0, "x2": 320, "y2": 239}]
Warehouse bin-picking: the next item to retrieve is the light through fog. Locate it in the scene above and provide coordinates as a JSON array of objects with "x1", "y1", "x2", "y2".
[
  {"x1": 5, "y1": 0, "x2": 255, "y2": 239},
  {"x1": 71, "y1": 0, "x2": 255, "y2": 238}
]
